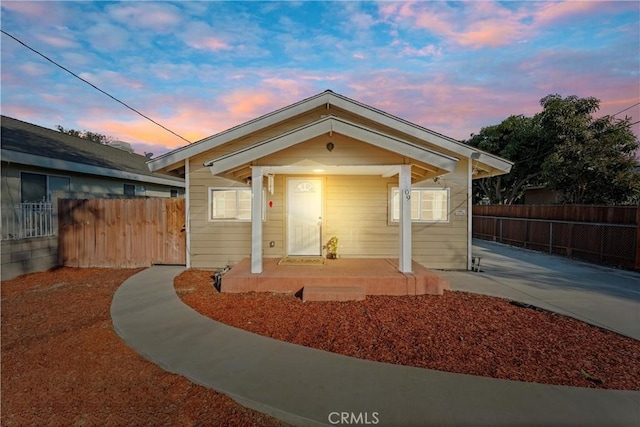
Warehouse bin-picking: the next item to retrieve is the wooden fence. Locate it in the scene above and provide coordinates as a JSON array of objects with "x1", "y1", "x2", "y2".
[
  {"x1": 58, "y1": 198, "x2": 185, "y2": 268},
  {"x1": 473, "y1": 205, "x2": 640, "y2": 271}
]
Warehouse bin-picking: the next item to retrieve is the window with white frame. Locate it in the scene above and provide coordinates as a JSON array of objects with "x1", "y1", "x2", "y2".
[
  {"x1": 209, "y1": 188, "x2": 265, "y2": 221},
  {"x1": 391, "y1": 188, "x2": 449, "y2": 222}
]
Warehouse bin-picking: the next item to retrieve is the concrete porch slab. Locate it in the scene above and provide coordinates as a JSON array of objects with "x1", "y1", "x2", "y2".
[
  {"x1": 302, "y1": 285, "x2": 366, "y2": 302},
  {"x1": 221, "y1": 258, "x2": 449, "y2": 297}
]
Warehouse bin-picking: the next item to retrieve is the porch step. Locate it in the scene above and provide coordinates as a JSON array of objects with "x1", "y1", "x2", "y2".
[{"x1": 303, "y1": 285, "x2": 366, "y2": 302}]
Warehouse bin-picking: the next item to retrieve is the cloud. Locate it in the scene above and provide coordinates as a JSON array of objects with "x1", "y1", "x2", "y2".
[
  {"x1": 77, "y1": 70, "x2": 145, "y2": 91},
  {"x1": 398, "y1": 43, "x2": 441, "y2": 58},
  {"x1": 106, "y1": 2, "x2": 183, "y2": 31},
  {"x1": 0, "y1": 2, "x2": 70, "y2": 26},
  {"x1": 1, "y1": 0, "x2": 636, "y2": 156},
  {"x1": 36, "y1": 31, "x2": 79, "y2": 49},
  {"x1": 183, "y1": 26, "x2": 232, "y2": 51},
  {"x1": 178, "y1": 20, "x2": 269, "y2": 58},
  {"x1": 85, "y1": 22, "x2": 131, "y2": 52},
  {"x1": 378, "y1": 1, "x2": 637, "y2": 50},
  {"x1": 534, "y1": 1, "x2": 610, "y2": 26}
]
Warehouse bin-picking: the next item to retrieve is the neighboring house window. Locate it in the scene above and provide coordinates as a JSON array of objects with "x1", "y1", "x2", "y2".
[
  {"x1": 208, "y1": 188, "x2": 265, "y2": 221},
  {"x1": 124, "y1": 184, "x2": 135, "y2": 197},
  {"x1": 20, "y1": 172, "x2": 70, "y2": 202},
  {"x1": 390, "y1": 188, "x2": 449, "y2": 222}
]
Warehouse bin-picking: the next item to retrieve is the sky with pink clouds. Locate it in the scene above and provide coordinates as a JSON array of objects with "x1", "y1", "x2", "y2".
[{"x1": 1, "y1": 1, "x2": 639, "y2": 158}]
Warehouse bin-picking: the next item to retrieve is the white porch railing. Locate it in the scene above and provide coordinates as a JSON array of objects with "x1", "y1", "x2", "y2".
[{"x1": 1, "y1": 203, "x2": 55, "y2": 240}]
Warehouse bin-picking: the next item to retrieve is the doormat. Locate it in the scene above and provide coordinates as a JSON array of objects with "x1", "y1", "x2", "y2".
[{"x1": 278, "y1": 257, "x2": 326, "y2": 266}]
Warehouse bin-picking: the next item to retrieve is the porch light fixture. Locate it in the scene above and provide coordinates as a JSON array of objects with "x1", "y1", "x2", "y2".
[{"x1": 326, "y1": 142, "x2": 334, "y2": 152}]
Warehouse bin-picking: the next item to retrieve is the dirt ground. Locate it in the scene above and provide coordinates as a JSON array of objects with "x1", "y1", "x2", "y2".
[
  {"x1": 3, "y1": 266, "x2": 638, "y2": 427},
  {"x1": 175, "y1": 269, "x2": 640, "y2": 391},
  {"x1": 1, "y1": 268, "x2": 286, "y2": 427}
]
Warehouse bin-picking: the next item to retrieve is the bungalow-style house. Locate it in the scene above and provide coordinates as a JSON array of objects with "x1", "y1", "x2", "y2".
[
  {"x1": 1, "y1": 115, "x2": 185, "y2": 280},
  {"x1": 148, "y1": 91, "x2": 511, "y2": 295}
]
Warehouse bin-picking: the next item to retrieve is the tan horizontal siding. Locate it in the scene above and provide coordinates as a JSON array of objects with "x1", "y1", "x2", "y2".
[
  {"x1": 412, "y1": 160, "x2": 469, "y2": 269},
  {"x1": 186, "y1": 121, "x2": 470, "y2": 270},
  {"x1": 260, "y1": 134, "x2": 405, "y2": 166}
]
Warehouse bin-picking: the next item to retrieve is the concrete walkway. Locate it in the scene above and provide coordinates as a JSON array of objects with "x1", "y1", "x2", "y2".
[
  {"x1": 111, "y1": 248, "x2": 640, "y2": 426},
  {"x1": 440, "y1": 239, "x2": 640, "y2": 340}
]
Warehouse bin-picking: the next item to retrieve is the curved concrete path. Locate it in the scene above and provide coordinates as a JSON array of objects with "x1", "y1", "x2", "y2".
[{"x1": 111, "y1": 264, "x2": 639, "y2": 426}]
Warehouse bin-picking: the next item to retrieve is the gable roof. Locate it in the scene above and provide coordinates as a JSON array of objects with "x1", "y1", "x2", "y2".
[
  {"x1": 205, "y1": 115, "x2": 458, "y2": 175},
  {"x1": 148, "y1": 90, "x2": 512, "y2": 178},
  {"x1": 1, "y1": 116, "x2": 184, "y2": 188}
]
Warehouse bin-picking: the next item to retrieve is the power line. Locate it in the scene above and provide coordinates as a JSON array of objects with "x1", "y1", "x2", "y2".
[
  {"x1": 1, "y1": 29, "x2": 192, "y2": 144},
  {"x1": 612, "y1": 102, "x2": 640, "y2": 117}
]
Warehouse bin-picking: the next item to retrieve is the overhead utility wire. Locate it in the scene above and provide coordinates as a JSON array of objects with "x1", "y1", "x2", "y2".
[
  {"x1": 1, "y1": 29, "x2": 192, "y2": 144},
  {"x1": 611, "y1": 102, "x2": 640, "y2": 117}
]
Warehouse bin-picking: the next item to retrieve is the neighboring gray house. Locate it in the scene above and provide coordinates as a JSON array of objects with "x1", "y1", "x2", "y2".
[
  {"x1": 1, "y1": 115, "x2": 184, "y2": 206},
  {"x1": 1, "y1": 115, "x2": 185, "y2": 279}
]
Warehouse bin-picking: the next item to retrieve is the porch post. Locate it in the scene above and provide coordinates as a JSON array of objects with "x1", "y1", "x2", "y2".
[
  {"x1": 185, "y1": 158, "x2": 191, "y2": 269},
  {"x1": 399, "y1": 165, "x2": 412, "y2": 273},
  {"x1": 251, "y1": 166, "x2": 263, "y2": 274}
]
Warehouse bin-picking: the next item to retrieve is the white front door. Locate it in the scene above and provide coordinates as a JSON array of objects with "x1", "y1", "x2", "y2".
[{"x1": 287, "y1": 178, "x2": 322, "y2": 256}]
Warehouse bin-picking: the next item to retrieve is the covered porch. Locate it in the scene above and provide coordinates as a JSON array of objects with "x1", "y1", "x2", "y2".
[{"x1": 220, "y1": 257, "x2": 449, "y2": 301}]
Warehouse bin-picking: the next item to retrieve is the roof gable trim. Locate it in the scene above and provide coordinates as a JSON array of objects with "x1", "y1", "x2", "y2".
[
  {"x1": 150, "y1": 91, "x2": 512, "y2": 176},
  {"x1": 148, "y1": 92, "x2": 333, "y2": 171},
  {"x1": 205, "y1": 116, "x2": 458, "y2": 175}
]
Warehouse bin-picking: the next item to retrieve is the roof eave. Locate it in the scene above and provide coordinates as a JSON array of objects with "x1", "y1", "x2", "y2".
[
  {"x1": 205, "y1": 116, "x2": 459, "y2": 176},
  {"x1": 2, "y1": 149, "x2": 185, "y2": 188},
  {"x1": 148, "y1": 91, "x2": 333, "y2": 171}
]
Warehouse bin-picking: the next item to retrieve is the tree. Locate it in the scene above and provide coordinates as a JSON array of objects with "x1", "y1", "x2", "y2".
[
  {"x1": 467, "y1": 94, "x2": 640, "y2": 205},
  {"x1": 539, "y1": 94, "x2": 639, "y2": 204},
  {"x1": 466, "y1": 114, "x2": 550, "y2": 204},
  {"x1": 56, "y1": 125, "x2": 113, "y2": 144}
]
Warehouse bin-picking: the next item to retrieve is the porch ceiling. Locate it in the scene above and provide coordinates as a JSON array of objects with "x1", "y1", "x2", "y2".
[{"x1": 221, "y1": 160, "x2": 444, "y2": 183}]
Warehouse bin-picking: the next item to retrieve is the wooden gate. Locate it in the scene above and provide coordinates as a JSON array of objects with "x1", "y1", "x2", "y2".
[{"x1": 58, "y1": 198, "x2": 186, "y2": 268}]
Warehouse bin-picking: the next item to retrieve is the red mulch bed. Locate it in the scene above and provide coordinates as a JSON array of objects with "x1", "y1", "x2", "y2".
[
  {"x1": 1, "y1": 268, "x2": 285, "y2": 427},
  {"x1": 175, "y1": 269, "x2": 640, "y2": 391}
]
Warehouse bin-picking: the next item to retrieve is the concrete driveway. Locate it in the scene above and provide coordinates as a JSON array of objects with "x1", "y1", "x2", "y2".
[{"x1": 438, "y1": 239, "x2": 640, "y2": 340}]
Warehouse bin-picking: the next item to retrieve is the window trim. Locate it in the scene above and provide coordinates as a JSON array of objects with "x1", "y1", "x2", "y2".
[
  {"x1": 20, "y1": 171, "x2": 70, "y2": 202},
  {"x1": 389, "y1": 186, "x2": 450, "y2": 223},
  {"x1": 208, "y1": 187, "x2": 266, "y2": 222}
]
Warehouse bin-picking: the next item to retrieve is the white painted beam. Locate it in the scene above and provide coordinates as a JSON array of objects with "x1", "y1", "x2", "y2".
[
  {"x1": 467, "y1": 159, "x2": 473, "y2": 271},
  {"x1": 251, "y1": 167, "x2": 263, "y2": 274},
  {"x1": 399, "y1": 165, "x2": 412, "y2": 273},
  {"x1": 185, "y1": 159, "x2": 191, "y2": 269}
]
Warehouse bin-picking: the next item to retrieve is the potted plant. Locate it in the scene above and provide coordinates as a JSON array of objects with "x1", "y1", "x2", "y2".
[{"x1": 325, "y1": 236, "x2": 338, "y2": 259}]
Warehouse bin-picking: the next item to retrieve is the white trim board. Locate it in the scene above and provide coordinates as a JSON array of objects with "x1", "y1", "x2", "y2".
[
  {"x1": 205, "y1": 116, "x2": 458, "y2": 176},
  {"x1": 149, "y1": 90, "x2": 512, "y2": 177}
]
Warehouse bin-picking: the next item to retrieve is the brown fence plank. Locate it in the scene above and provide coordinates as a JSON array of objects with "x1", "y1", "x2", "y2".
[
  {"x1": 58, "y1": 198, "x2": 186, "y2": 268},
  {"x1": 473, "y1": 205, "x2": 637, "y2": 223}
]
